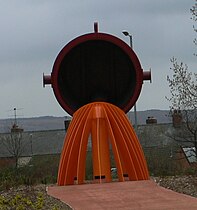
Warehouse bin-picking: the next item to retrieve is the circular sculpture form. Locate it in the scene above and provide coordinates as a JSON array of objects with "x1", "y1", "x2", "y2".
[
  {"x1": 44, "y1": 28, "x2": 151, "y2": 115},
  {"x1": 43, "y1": 23, "x2": 151, "y2": 185}
]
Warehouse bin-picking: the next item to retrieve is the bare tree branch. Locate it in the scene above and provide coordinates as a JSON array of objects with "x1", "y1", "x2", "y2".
[{"x1": 1, "y1": 131, "x2": 26, "y2": 169}]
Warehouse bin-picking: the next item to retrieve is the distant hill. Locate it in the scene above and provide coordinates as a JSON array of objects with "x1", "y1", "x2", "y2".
[
  {"x1": 127, "y1": 109, "x2": 171, "y2": 125},
  {"x1": 0, "y1": 116, "x2": 71, "y2": 133},
  {"x1": 0, "y1": 110, "x2": 171, "y2": 133}
]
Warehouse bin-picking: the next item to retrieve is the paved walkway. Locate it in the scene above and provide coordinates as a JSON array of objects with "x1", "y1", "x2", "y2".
[{"x1": 47, "y1": 180, "x2": 197, "y2": 210}]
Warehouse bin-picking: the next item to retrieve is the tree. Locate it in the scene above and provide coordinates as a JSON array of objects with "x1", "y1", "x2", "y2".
[
  {"x1": 2, "y1": 124, "x2": 25, "y2": 169},
  {"x1": 167, "y1": 58, "x2": 197, "y2": 111},
  {"x1": 166, "y1": 1, "x2": 197, "y2": 162},
  {"x1": 167, "y1": 58, "x2": 197, "y2": 162}
]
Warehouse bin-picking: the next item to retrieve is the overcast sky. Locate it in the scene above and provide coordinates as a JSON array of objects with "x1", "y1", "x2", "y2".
[{"x1": 0, "y1": 0, "x2": 196, "y2": 119}]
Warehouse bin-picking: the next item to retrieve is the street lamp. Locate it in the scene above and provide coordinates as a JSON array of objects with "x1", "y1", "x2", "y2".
[
  {"x1": 122, "y1": 30, "x2": 137, "y2": 131},
  {"x1": 122, "y1": 30, "x2": 133, "y2": 49}
]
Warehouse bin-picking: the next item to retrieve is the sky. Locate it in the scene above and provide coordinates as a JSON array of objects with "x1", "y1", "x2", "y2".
[{"x1": 0, "y1": 0, "x2": 196, "y2": 119}]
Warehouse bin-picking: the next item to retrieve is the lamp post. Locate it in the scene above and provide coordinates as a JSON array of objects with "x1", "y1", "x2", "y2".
[
  {"x1": 30, "y1": 133, "x2": 33, "y2": 156},
  {"x1": 122, "y1": 30, "x2": 137, "y2": 131}
]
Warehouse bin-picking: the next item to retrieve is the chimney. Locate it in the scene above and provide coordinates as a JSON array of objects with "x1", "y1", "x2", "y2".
[
  {"x1": 11, "y1": 124, "x2": 24, "y2": 133},
  {"x1": 146, "y1": 116, "x2": 157, "y2": 124},
  {"x1": 172, "y1": 110, "x2": 182, "y2": 128}
]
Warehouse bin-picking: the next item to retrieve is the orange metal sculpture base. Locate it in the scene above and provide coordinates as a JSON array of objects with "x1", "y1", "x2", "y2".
[{"x1": 57, "y1": 102, "x2": 149, "y2": 185}]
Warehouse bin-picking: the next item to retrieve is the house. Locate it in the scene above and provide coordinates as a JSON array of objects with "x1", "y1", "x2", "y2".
[
  {"x1": 0, "y1": 129, "x2": 66, "y2": 168},
  {"x1": 176, "y1": 147, "x2": 197, "y2": 169}
]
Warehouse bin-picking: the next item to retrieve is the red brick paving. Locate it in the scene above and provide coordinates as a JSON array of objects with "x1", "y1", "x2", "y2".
[{"x1": 47, "y1": 180, "x2": 197, "y2": 210}]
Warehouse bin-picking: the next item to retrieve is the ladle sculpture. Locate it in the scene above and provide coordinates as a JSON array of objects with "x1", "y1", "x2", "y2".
[{"x1": 43, "y1": 23, "x2": 151, "y2": 185}]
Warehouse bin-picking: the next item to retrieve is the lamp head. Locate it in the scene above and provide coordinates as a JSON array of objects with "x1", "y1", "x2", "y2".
[{"x1": 122, "y1": 30, "x2": 129, "y2": 36}]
